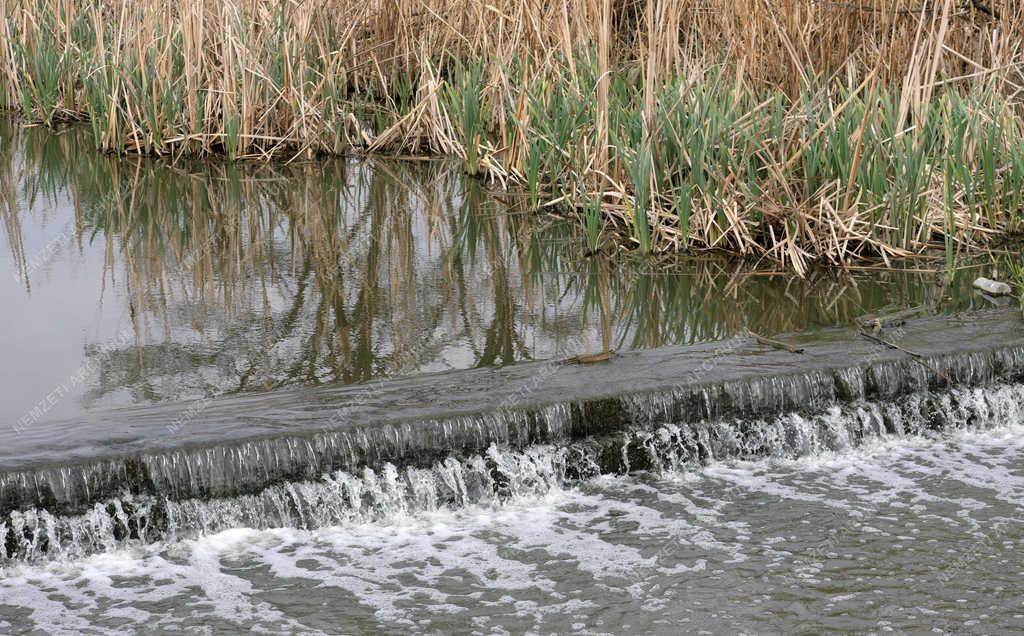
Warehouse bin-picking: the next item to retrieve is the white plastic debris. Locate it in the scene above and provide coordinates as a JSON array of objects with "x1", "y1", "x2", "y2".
[{"x1": 973, "y1": 277, "x2": 1013, "y2": 296}]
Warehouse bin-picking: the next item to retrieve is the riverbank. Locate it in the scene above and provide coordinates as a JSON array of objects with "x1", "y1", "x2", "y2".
[{"x1": 2, "y1": 1, "x2": 1023, "y2": 270}]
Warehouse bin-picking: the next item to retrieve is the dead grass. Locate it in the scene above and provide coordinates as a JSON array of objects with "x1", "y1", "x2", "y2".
[{"x1": 2, "y1": 0, "x2": 1023, "y2": 271}]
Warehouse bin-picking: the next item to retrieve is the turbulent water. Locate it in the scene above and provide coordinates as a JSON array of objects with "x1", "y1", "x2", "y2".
[
  {"x1": 2, "y1": 423, "x2": 1023, "y2": 633},
  {"x1": 2, "y1": 383, "x2": 1023, "y2": 632},
  {"x1": 4, "y1": 381, "x2": 1022, "y2": 563}
]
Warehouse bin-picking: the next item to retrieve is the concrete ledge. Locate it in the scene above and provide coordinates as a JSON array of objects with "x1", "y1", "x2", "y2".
[{"x1": 2, "y1": 308, "x2": 1023, "y2": 517}]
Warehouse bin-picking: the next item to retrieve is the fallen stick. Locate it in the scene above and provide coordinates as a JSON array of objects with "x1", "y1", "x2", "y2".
[
  {"x1": 750, "y1": 332, "x2": 805, "y2": 354},
  {"x1": 560, "y1": 351, "x2": 617, "y2": 365},
  {"x1": 858, "y1": 329, "x2": 952, "y2": 383},
  {"x1": 858, "y1": 329, "x2": 923, "y2": 358}
]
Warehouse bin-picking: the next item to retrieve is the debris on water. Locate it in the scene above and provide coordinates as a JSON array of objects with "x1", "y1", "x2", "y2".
[
  {"x1": 562, "y1": 351, "x2": 617, "y2": 364},
  {"x1": 749, "y1": 332, "x2": 805, "y2": 354},
  {"x1": 857, "y1": 329, "x2": 951, "y2": 382},
  {"x1": 856, "y1": 305, "x2": 928, "y2": 330},
  {"x1": 973, "y1": 277, "x2": 1013, "y2": 296}
]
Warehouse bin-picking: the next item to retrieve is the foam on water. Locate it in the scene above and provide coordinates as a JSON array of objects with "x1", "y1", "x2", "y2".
[
  {"x1": 3, "y1": 384, "x2": 1024, "y2": 632},
  {"x1": 5, "y1": 382, "x2": 1024, "y2": 565}
]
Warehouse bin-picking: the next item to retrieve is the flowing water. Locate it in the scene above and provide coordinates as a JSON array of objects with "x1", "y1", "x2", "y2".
[
  {"x1": 2, "y1": 120, "x2": 1023, "y2": 633},
  {"x1": 2, "y1": 412, "x2": 1024, "y2": 633}
]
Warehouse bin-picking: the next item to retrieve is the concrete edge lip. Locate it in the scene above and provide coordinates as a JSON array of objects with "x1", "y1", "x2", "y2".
[
  {"x1": 2, "y1": 307, "x2": 1023, "y2": 519},
  {"x1": 3, "y1": 307, "x2": 1022, "y2": 474}
]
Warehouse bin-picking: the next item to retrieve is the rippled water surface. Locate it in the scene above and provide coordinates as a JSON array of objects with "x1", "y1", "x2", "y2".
[{"x1": 3, "y1": 422, "x2": 1023, "y2": 634}]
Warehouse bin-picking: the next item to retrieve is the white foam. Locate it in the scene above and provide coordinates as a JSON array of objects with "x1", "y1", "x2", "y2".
[{"x1": 4, "y1": 413, "x2": 1024, "y2": 633}]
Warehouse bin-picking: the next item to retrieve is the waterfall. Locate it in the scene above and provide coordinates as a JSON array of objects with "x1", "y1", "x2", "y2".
[
  {"x1": 5, "y1": 340, "x2": 1023, "y2": 520},
  {"x1": 4, "y1": 309, "x2": 1024, "y2": 563},
  {"x1": 5, "y1": 380, "x2": 1023, "y2": 564}
]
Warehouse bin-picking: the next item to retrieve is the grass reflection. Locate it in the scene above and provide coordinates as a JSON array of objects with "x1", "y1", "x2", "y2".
[{"x1": 0, "y1": 121, "x2": 992, "y2": 409}]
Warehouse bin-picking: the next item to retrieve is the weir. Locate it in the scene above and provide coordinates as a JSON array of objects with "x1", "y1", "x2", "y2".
[{"x1": 2, "y1": 308, "x2": 1024, "y2": 562}]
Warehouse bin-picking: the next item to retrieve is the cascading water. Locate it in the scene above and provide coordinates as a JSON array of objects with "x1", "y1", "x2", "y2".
[
  {"x1": 4, "y1": 332, "x2": 1023, "y2": 521},
  {"x1": 5, "y1": 380, "x2": 1023, "y2": 564}
]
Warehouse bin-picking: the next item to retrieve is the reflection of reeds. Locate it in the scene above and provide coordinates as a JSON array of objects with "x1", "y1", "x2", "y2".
[
  {"x1": 1, "y1": 122, "x2": 574, "y2": 400},
  {"x1": 0, "y1": 122, "x2": 987, "y2": 406},
  {"x1": 571, "y1": 256, "x2": 978, "y2": 350},
  {"x1": 2, "y1": 0, "x2": 1023, "y2": 267},
  {"x1": 0, "y1": 142, "x2": 26, "y2": 287}
]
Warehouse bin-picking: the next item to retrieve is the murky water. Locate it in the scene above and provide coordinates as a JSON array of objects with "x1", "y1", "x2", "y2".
[
  {"x1": 3, "y1": 121, "x2": 1023, "y2": 633},
  {"x1": 0, "y1": 121, "x2": 992, "y2": 426},
  {"x1": 2, "y1": 422, "x2": 1023, "y2": 634}
]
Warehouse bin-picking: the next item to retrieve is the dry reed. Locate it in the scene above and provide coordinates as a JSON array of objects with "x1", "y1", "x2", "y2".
[{"x1": 2, "y1": 0, "x2": 1023, "y2": 270}]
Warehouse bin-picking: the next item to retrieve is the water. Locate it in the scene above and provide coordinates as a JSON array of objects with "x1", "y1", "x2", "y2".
[
  {"x1": 0, "y1": 121, "x2": 994, "y2": 427},
  {"x1": 3, "y1": 121, "x2": 1024, "y2": 632},
  {"x1": 2, "y1": 418, "x2": 1023, "y2": 633},
  {"x1": 3, "y1": 318, "x2": 1021, "y2": 538}
]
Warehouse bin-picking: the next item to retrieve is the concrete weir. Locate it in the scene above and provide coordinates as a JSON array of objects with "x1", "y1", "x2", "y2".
[{"x1": 2, "y1": 308, "x2": 1024, "y2": 561}]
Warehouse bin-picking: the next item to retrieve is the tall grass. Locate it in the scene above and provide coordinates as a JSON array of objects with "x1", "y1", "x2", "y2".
[{"x1": 2, "y1": 0, "x2": 1023, "y2": 270}]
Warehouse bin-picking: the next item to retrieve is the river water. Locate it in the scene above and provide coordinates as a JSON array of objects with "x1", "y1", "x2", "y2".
[
  {"x1": 0, "y1": 122, "x2": 990, "y2": 427},
  {"x1": 2, "y1": 421, "x2": 1023, "y2": 633},
  {"x1": 1, "y1": 121, "x2": 1022, "y2": 633}
]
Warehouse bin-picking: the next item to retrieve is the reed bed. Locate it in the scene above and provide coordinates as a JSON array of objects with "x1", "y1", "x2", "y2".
[{"x1": 2, "y1": 0, "x2": 1023, "y2": 270}]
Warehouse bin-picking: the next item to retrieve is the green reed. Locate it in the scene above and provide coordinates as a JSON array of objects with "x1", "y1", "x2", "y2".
[{"x1": 4, "y1": 0, "x2": 1024, "y2": 268}]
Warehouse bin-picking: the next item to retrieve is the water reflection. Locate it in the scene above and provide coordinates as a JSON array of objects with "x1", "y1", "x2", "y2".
[{"x1": 0, "y1": 121, "x2": 985, "y2": 421}]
